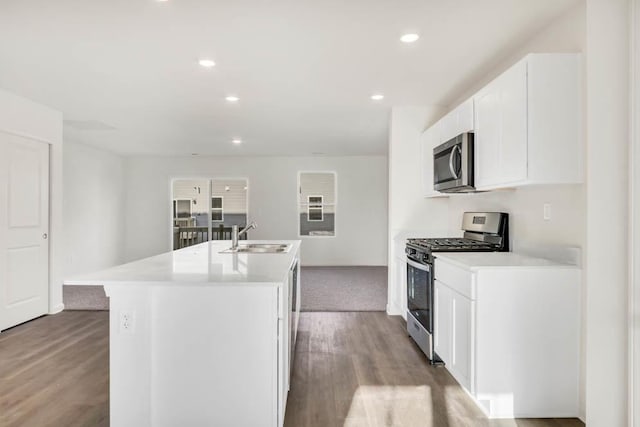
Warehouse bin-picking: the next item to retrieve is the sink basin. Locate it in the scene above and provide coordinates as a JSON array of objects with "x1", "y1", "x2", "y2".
[
  {"x1": 241, "y1": 244, "x2": 290, "y2": 250},
  {"x1": 220, "y1": 243, "x2": 292, "y2": 254}
]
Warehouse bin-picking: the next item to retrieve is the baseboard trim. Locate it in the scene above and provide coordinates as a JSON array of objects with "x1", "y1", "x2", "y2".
[
  {"x1": 49, "y1": 303, "x2": 65, "y2": 314},
  {"x1": 386, "y1": 303, "x2": 403, "y2": 317}
]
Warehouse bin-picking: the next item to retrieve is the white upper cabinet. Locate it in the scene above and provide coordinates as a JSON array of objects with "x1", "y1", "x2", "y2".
[
  {"x1": 473, "y1": 53, "x2": 583, "y2": 191},
  {"x1": 439, "y1": 98, "x2": 474, "y2": 143},
  {"x1": 420, "y1": 121, "x2": 447, "y2": 198}
]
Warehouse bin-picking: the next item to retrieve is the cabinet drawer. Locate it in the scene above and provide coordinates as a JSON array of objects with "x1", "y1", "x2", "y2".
[{"x1": 434, "y1": 259, "x2": 474, "y2": 299}]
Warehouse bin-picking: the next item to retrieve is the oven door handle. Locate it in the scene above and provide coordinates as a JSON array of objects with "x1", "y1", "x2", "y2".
[{"x1": 407, "y1": 258, "x2": 430, "y2": 272}]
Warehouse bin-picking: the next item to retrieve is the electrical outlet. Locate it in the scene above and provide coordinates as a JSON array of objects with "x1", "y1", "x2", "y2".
[
  {"x1": 119, "y1": 310, "x2": 135, "y2": 334},
  {"x1": 543, "y1": 203, "x2": 551, "y2": 221}
]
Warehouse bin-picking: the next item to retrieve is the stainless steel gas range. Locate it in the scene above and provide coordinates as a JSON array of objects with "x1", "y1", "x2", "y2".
[{"x1": 405, "y1": 212, "x2": 509, "y2": 364}]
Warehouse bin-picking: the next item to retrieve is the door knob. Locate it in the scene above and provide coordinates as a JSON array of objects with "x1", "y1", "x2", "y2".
[{"x1": 43, "y1": 233, "x2": 48, "y2": 240}]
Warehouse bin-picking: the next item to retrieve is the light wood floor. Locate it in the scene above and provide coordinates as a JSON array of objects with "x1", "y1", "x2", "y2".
[
  {"x1": 284, "y1": 312, "x2": 584, "y2": 427},
  {"x1": 0, "y1": 311, "x2": 109, "y2": 427},
  {"x1": 0, "y1": 311, "x2": 584, "y2": 427}
]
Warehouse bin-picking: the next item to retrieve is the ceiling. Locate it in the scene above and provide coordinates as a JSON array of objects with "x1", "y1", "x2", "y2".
[{"x1": 0, "y1": 0, "x2": 580, "y2": 157}]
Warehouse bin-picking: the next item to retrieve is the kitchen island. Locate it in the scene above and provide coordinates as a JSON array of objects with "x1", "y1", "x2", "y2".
[{"x1": 64, "y1": 240, "x2": 301, "y2": 427}]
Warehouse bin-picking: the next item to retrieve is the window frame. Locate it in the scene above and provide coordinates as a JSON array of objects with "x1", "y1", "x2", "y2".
[
  {"x1": 211, "y1": 196, "x2": 224, "y2": 222},
  {"x1": 307, "y1": 195, "x2": 324, "y2": 222},
  {"x1": 297, "y1": 171, "x2": 337, "y2": 238},
  {"x1": 173, "y1": 198, "x2": 192, "y2": 219},
  {"x1": 169, "y1": 177, "x2": 249, "y2": 250}
]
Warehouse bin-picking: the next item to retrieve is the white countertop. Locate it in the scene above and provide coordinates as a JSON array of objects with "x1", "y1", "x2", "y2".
[
  {"x1": 434, "y1": 251, "x2": 580, "y2": 271},
  {"x1": 64, "y1": 240, "x2": 301, "y2": 287}
]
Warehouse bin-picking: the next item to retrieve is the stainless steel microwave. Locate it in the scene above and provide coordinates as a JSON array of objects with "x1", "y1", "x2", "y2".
[{"x1": 433, "y1": 133, "x2": 474, "y2": 193}]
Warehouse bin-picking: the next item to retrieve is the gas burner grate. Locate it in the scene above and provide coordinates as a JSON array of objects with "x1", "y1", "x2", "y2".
[{"x1": 407, "y1": 238, "x2": 498, "y2": 252}]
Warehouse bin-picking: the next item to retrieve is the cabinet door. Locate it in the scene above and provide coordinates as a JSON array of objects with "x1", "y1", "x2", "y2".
[
  {"x1": 456, "y1": 99, "x2": 474, "y2": 134},
  {"x1": 434, "y1": 280, "x2": 451, "y2": 365},
  {"x1": 475, "y1": 89, "x2": 501, "y2": 188},
  {"x1": 450, "y1": 292, "x2": 474, "y2": 392},
  {"x1": 439, "y1": 110, "x2": 457, "y2": 144},
  {"x1": 439, "y1": 99, "x2": 474, "y2": 144},
  {"x1": 498, "y1": 61, "x2": 528, "y2": 184},
  {"x1": 474, "y1": 60, "x2": 528, "y2": 189}
]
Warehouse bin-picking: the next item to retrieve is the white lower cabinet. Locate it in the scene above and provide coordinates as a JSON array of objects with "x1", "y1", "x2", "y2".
[
  {"x1": 433, "y1": 281, "x2": 451, "y2": 364},
  {"x1": 433, "y1": 255, "x2": 581, "y2": 419},
  {"x1": 449, "y1": 291, "x2": 473, "y2": 393},
  {"x1": 434, "y1": 280, "x2": 473, "y2": 392}
]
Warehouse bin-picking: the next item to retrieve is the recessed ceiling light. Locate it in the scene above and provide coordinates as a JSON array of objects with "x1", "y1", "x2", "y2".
[
  {"x1": 198, "y1": 59, "x2": 216, "y2": 68},
  {"x1": 232, "y1": 139, "x2": 242, "y2": 144},
  {"x1": 371, "y1": 94, "x2": 384, "y2": 101},
  {"x1": 225, "y1": 96, "x2": 239, "y2": 102},
  {"x1": 400, "y1": 33, "x2": 420, "y2": 43}
]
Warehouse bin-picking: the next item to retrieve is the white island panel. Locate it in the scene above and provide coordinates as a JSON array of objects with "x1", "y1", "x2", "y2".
[
  {"x1": 151, "y1": 286, "x2": 278, "y2": 427},
  {"x1": 67, "y1": 240, "x2": 301, "y2": 427}
]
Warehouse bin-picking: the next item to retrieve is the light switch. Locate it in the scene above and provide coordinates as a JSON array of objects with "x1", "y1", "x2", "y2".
[{"x1": 543, "y1": 203, "x2": 551, "y2": 221}]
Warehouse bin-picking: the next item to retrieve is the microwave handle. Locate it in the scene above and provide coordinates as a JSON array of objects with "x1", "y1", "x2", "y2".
[{"x1": 449, "y1": 145, "x2": 461, "y2": 179}]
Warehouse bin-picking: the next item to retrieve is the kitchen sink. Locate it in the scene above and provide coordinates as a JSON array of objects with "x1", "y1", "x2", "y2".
[{"x1": 220, "y1": 243, "x2": 292, "y2": 254}]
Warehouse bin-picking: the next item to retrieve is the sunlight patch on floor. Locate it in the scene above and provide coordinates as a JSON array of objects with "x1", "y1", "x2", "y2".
[
  {"x1": 343, "y1": 385, "x2": 433, "y2": 427},
  {"x1": 444, "y1": 385, "x2": 519, "y2": 426}
]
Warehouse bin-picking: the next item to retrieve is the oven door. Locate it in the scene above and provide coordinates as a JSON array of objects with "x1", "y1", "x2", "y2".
[
  {"x1": 433, "y1": 133, "x2": 474, "y2": 192},
  {"x1": 406, "y1": 257, "x2": 432, "y2": 333}
]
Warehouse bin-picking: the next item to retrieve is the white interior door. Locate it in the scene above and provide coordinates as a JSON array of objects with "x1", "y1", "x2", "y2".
[{"x1": 0, "y1": 133, "x2": 50, "y2": 331}]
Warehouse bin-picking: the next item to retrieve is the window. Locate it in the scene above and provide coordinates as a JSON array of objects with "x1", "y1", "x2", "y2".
[
  {"x1": 211, "y1": 196, "x2": 223, "y2": 222},
  {"x1": 210, "y1": 179, "x2": 248, "y2": 227},
  {"x1": 171, "y1": 178, "x2": 249, "y2": 249},
  {"x1": 173, "y1": 199, "x2": 192, "y2": 219},
  {"x1": 298, "y1": 172, "x2": 336, "y2": 237},
  {"x1": 307, "y1": 196, "x2": 323, "y2": 221}
]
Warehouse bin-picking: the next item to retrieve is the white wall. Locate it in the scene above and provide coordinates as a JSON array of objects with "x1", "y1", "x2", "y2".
[
  {"x1": 631, "y1": 2, "x2": 640, "y2": 425},
  {"x1": 63, "y1": 140, "x2": 126, "y2": 277},
  {"x1": 387, "y1": 106, "x2": 450, "y2": 315},
  {"x1": 387, "y1": 4, "x2": 587, "y2": 312},
  {"x1": 0, "y1": 87, "x2": 64, "y2": 313},
  {"x1": 124, "y1": 155, "x2": 388, "y2": 266},
  {"x1": 585, "y1": 0, "x2": 630, "y2": 426},
  {"x1": 450, "y1": 3, "x2": 586, "y2": 108},
  {"x1": 446, "y1": 186, "x2": 585, "y2": 249}
]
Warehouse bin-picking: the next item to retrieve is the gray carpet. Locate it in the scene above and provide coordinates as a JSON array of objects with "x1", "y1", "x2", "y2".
[
  {"x1": 300, "y1": 266, "x2": 388, "y2": 312},
  {"x1": 63, "y1": 285, "x2": 109, "y2": 310},
  {"x1": 63, "y1": 266, "x2": 388, "y2": 312}
]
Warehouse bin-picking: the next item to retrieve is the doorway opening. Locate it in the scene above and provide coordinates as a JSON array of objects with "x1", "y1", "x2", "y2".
[{"x1": 171, "y1": 178, "x2": 249, "y2": 250}]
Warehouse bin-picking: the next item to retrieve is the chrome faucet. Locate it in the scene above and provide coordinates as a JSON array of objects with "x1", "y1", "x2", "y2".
[{"x1": 231, "y1": 222, "x2": 257, "y2": 250}]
